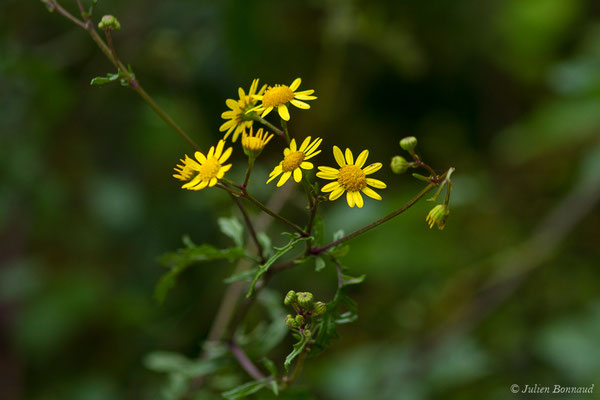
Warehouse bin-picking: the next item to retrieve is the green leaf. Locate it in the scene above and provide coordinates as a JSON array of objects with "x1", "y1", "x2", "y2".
[
  {"x1": 341, "y1": 273, "x2": 365, "y2": 287},
  {"x1": 223, "y1": 269, "x2": 259, "y2": 284},
  {"x1": 155, "y1": 240, "x2": 245, "y2": 304},
  {"x1": 143, "y1": 351, "x2": 218, "y2": 378},
  {"x1": 257, "y1": 232, "x2": 273, "y2": 258},
  {"x1": 261, "y1": 358, "x2": 278, "y2": 378},
  {"x1": 246, "y1": 234, "x2": 311, "y2": 298},
  {"x1": 314, "y1": 256, "x2": 326, "y2": 272},
  {"x1": 222, "y1": 379, "x2": 270, "y2": 399},
  {"x1": 284, "y1": 335, "x2": 310, "y2": 371},
  {"x1": 312, "y1": 216, "x2": 325, "y2": 246},
  {"x1": 90, "y1": 73, "x2": 119, "y2": 86},
  {"x1": 328, "y1": 244, "x2": 349, "y2": 258},
  {"x1": 218, "y1": 216, "x2": 244, "y2": 248}
]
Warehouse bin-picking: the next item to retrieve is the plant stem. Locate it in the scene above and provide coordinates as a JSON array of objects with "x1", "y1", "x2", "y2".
[
  {"x1": 311, "y1": 173, "x2": 449, "y2": 255},
  {"x1": 286, "y1": 347, "x2": 308, "y2": 385},
  {"x1": 230, "y1": 193, "x2": 265, "y2": 264},
  {"x1": 241, "y1": 191, "x2": 308, "y2": 236},
  {"x1": 228, "y1": 340, "x2": 265, "y2": 381},
  {"x1": 46, "y1": 1, "x2": 200, "y2": 150},
  {"x1": 252, "y1": 115, "x2": 286, "y2": 140}
]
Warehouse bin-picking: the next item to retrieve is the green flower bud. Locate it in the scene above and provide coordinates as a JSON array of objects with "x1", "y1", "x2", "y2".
[
  {"x1": 296, "y1": 292, "x2": 314, "y2": 309},
  {"x1": 303, "y1": 329, "x2": 312, "y2": 337},
  {"x1": 98, "y1": 15, "x2": 121, "y2": 31},
  {"x1": 426, "y1": 204, "x2": 450, "y2": 230},
  {"x1": 285, "y1": 314, "x2": 297, "y2": 329},
  {"x1": 390, "y1": 156, "x2": 409, "y2": 174},
  {"x1": 400, "y1": 136, "x2": 417, "y2": 152},
  {"x1": 295, "y1": 315, "x2": 305, "y2": 326},
  {"x1": 284, "y1": 290, "x2": 297, "y2": 306},
  {"x1": 313, "y1": 301, "x2": 327, "y2": 316}
]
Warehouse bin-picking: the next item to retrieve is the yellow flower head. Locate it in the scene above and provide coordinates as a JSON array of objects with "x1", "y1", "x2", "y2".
[
  {"x1": 316, "y1": 146, "x2": 387, "y2": 208},
  {"x1": 173, "y1": 140, "x2": 233, "y2": 190},
  {"x1": 426, "y1": 204, "x2": 449, "y2": 230},
  {"x1": 242, "y1": 127, "x2": 274, "y2": 157},
  {"x1": 254, "y1": 78, "x2": 317, "y2": 121},
  {"x1": 220, "y1": 79, "x2": 266, "y2": 142},
  {"x1": 267, "y1": 136, "x2": 322, "y2": 187}
]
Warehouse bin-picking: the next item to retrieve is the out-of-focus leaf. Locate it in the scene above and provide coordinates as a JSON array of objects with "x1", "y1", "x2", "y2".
[
  {"x1": 246, "y1": 234, "x2": 311, "y2": 298},
  {"x1": 257, "y1": 232, "x2": 273, "y2": 258},
  {"x1": 284, "y1": 335, "x2": 310, "y2": 372},
  {"x1": 261, "y1": 358, "x2": 278, "y2": 378},
  {"x1": 218, "y1": 216, "x2": 244, "y2": 247},
  {"x1": 222, "y1": 379, "x2": 271, "y2": 399},
  {"x1": 90, "y1": 73, "x2": 119, "y2": 86},
  {"x1": 223, "y1": 269, "x2": 259, "y2": 284},
  {"x1": 155, "y1": 238, "x2": 245, "y2": 303},
  {"x1": 314, "y1": 256, "x2": 326, "y2": 272},
  {"x1": 143, "y1": 351, "x2": 218, "y2": 378}
]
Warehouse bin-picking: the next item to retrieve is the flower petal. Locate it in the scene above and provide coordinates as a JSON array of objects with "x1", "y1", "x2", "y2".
[
  {"x1": 261, "y1": 106, "x2": 273, "y2": 118},
  {"x1": 333, "y1": 146, "x2": 345, "y2": 167},
  {"x1": 321, "y1": 181, "x2": 340, "y2": 192},
  {"x1": 277, "y1": 171, "x2": 292, "y2": 187},
  {"x1": 289, "y1": 139, "x2": 297, "y2": 152},
  {"x1": 345, "y1": 148, "x2": 354, "y2": 165},
  {"x1": 305, "y1": 137, "x2": 322, "y2": 155},
  {"x1": 278, "y1": 104, "x2": 290, "y2": 121},
  {"x1": 226, "y1": 99, "x2": 238, "y2": 109},
  {"x1": 353, "y1": 191, "x2": 364, "y2": 208},
  {"x1": 346, "y1": 191, "x2": 355, "y2": 208},
  {"x1": 293, "y1": 168, "x2": 302, "y2": 182},
  {"x1": 219, "y1": 147, "x2": 233, "y2": 163},
  {"x1": 363, "y1": 162, "x2": 382, "y2": 175},
  {"x1": 355, "y1": 150, "x2": 369, "y2": 168},
  {"x1": 300, "y1": 161, "x2": 313, "y2": 169},
  {"x1": 366, "y1": 178, "x2": 387, "y2": 189},
  {"x1": 209, "y1": 177, "x2": 218, "y2": 187},
  {"x1": 192, "y1": 180, "x2": 209, "y2": 191},
  {"x1": 361, "y1": 187, "x2": 382, "y2": 200},
  {"x1": 329, "y1": 187, "x2": 345, "y2": 200},
  {"x1": 299, "y1": 136, "x2": 312, "y2": 152},
  {"x1": 207, "y1": 145, "x2": 215, "y2": 159},
  {"x1": 290, "y1": 77, "x2": 301, "y2": 91},
  {"x1": 182, "y1": 175, "x2": 202, "y2": 189},
  {"x1": 214, "y1": 140, "x2": 225, "y2": 159},
  {"x1": 290, "y1": 99, "x2": 310, "y2": 109},
  {"x1": 294, "y1": 90, "x2": 314, "y2": 96},
  {"x1": 304, "y1": 149, "x2": 321, "y2": 160},
  {"x1": 317, "y1": 166, "x2": 339, "y2": 175}
]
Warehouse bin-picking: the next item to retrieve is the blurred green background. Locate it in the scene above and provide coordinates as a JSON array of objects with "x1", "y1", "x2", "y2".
[{"x1": 2, "y1": 0, "x2": 600, "y2": 399}]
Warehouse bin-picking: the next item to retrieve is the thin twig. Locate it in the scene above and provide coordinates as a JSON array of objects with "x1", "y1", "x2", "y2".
[
  {"x1": 228, "y1": 340, "x2": 266, "y2": 381},
  {"x1": 230, "y1": 193, "x2": 265, "y2": 264}
]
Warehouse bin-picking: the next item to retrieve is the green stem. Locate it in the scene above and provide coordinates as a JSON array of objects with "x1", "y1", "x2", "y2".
[
  {"x1": 230, "y1": 193, "x2": 265, "y2": 264},
  {"x1": 280, "y1": 118, "x2": 291, "y2": 144},
  {"x1": 241, "y1": 191, "x2": 308, "y2": 236},
  {"x1": 252, "y1": 115, "x2": 286, "y2": 141}
]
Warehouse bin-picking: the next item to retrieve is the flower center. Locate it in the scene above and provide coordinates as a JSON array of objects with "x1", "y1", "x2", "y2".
[
  {"x1": 281, "y1": 151, "x2": 305, "y2": 172},
  {"x1": 262, "y1": 85, "x2": 294, "y2": 108},
  {"x1": 338, "y1": 165, "x2": 367, "y2": 192},
  {"x1": 198, "y1": 158, "x2": 221, "y2": 180}
]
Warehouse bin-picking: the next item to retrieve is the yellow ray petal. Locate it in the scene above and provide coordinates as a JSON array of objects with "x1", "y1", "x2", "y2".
[
  {"x1": 226, "y1": 99, "x2": 238, "y2": 109},
  {"x1": 290, "y1": 99, "x2": 310, "y2": 109},
  {"x1": 361, "y1": 187, "x2": 382, "y2": 200},
  {"x1": 290, "y1": 77, "x2": 301, "y2": 91},
  {"x1": 214, "y1": 140, "x2": 225, "y2": 159},
  {"x1": 346, "y1": 191, "x2": 355, "y2": 208},
  {"x1": 219, "y1": 147, "x2": 233, "y2": 163},
  {"x1": 355, "y1": 150, "x2": 369, "y2": 168},
  {"x1": 366, "y1": 178, "x2": 387, "y2": 189},
  {"x1": 277, "y1": 171, "x2": 292, "y2": 187},
  {"x1": 293, "y1": 168, "x2": 302, "y2": 182},
  {"x1": 333, "y1": 146, "x2": 345, "y2": 167},
  {"x1": 300, "y1": 161, "x2": 313, "y2": 169},
  {"x1": 299, "y1": 136, "x2": 312, "y2": 152},
  {"x1": 345, "y1": 148, "x2": 354, "y2": 165},
  {"x1": 353, "y1": 191, "x2": 364, "y2": 208},
  {"x1": 194, "y1": 151, "x2": 206, "y2": 164},
  {"x1": 304, "y1": 149, "x2": 321, "y2": 160},
  {"x1": 329, "y1": 187, "x2": 345, "y2": 200},
  {"x1": 321, "y1": 181, "x2": 340, "y2": 192},
  {"x1": 305, "y1": 138, "x2": 322, "y2": 155},
  {"x1": 317, "y1": 166, "x2": 339, "y2": 175},
  {"x1": 363, "y1": 162, "x2": 382, "y2": 175},
  {"x1": 209, "y1": 177, "x2": 218, "y2": 187},
  {"x1": 278, "y1": 104, "x2": 290, "y2": 121}
]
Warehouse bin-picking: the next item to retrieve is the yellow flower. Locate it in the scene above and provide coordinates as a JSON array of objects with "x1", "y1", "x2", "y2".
[
  {"x1": 242, "y1": 127, "x2": 274, "y2": 157},
  {"x1": 267, "y1": 136, "x2": 322, "y2": 187},
  {"x1": 220, "y1": 79, "x2": 266, "y2": 142},
  {"x1": 173, "y1": 140, "x2": 233, "y2": 190},
  {"x1": 426, "y1": 204, "x2": 449, "y2": 230},
  {"x1": 316, "y1": 146, "x2": 386, "y2": 208},
  {"x1": 254, "y1": 78, "x2": 317, "y2": 121}
]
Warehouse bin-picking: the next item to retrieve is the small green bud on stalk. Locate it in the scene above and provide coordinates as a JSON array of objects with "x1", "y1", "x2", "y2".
[
  {"x1": 390, "y1": 156, "x2": 409, "y2": 174},
  {"x1": 284, "y1": 290, "x2": 297, "y2": 306},
  {"x1": 285, "y1": 314, "x2": 298, "y2": 329},
  {"x1": 295, "y1": 315, "x2": 305, "y2": 326},
  {"x1": 313, "y1": 301, "x2": 327, "y2": 316},
  {"x1": 296, "y1": 292, "x2": 314, "y2": 309},
  {"x1": 303, "y1": 329, "x2": 312, "y2": 338},
  {"x1": 98, "y1": 15, "x2": 121, "y2": 30},
  {"x1": 400, "y1": 136, "x2": 417, "y2": 153}
]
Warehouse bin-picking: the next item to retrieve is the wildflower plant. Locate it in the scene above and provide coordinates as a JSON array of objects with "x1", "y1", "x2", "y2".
[{"x1": 43, "y1": 2, "x2": 456, "y2": 398}]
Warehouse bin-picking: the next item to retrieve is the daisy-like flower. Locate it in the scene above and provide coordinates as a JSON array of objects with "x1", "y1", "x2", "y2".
[
  {"x1": 173, "y1": 140, "x2": 233, "y2": 190},
  {"x1": 267, "y1": 136, "x2": 322, "y2": 187},
  {"x1": 254, "y1": 78, "x2": 317, "y2": 121},
  {"x1": 241, "y1": 127, "x2": 274, "y2": 158},
  {"x1": 220, "y1": 79, "x2": 267, "y2": 142},
  {"x1": 316, "y1": 146, "x2": 387, "y2": 208}
]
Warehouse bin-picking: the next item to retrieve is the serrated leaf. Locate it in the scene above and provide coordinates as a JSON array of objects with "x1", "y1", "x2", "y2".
[
  {"x1": 222, "y1": 379, "x2": 270, "y2": 399},
  {"x1": 284, "y1": 335, "x2": 310, "y2": 371},
  {"x1": 246, "y1": 234, "x2": 311, "y2": 298},
  {"x1": 90, "y1": 73, "x2": 119, "y2": 86},
  {"x1": 314, "y1": 256, "x2": 326, "y2": 272},
  {"x1": 218, "y1": 216, "x2": 244, "y2": 248},
  {"x1": 155, "y1": 243, "x2": 245, "y2": 304}
]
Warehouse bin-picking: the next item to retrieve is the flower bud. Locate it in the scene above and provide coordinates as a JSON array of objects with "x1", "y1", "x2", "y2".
[
  {"x1": 295, "y1": 315, "x2": 305, "y2": 326},
  {"x1": 303, "y1": 329, "x2": 312, "y2": 337},
  {"x1": 284, "y1": 290, "x2": 297, "y2": 306},
  {"x1": 400, "y1": 136, "x2": 417, "y2": 152},
  {"x1": 98, "y1": 15, "x2": 121, "y2": 31},
  {"x1": 242, "y1": 128, "x2": 273, "y2": 159},
  {"x1": 390, "y1": 156, "x2": 409, "y2": 174},
  {"x1": 426, "y1": 204, "x2": 450, "y2": 230},
  {"x1": 313, "y1": 301, "x2": 327, "y2": 316},
  {"x1": 296, "y1": 292, "x2": 314, "y2": 309},
  {"x1": 285, "y1": 314, "x2": 297, "y2": 329}
]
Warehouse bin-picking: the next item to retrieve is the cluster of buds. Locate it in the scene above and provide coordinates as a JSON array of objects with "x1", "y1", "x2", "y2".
[
  {"x1": 390, "y1": 136, "x2": 418, "y2": 174},
  {"x1": 284, "y1": 290, "x2": 326, "y2": 337}
]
